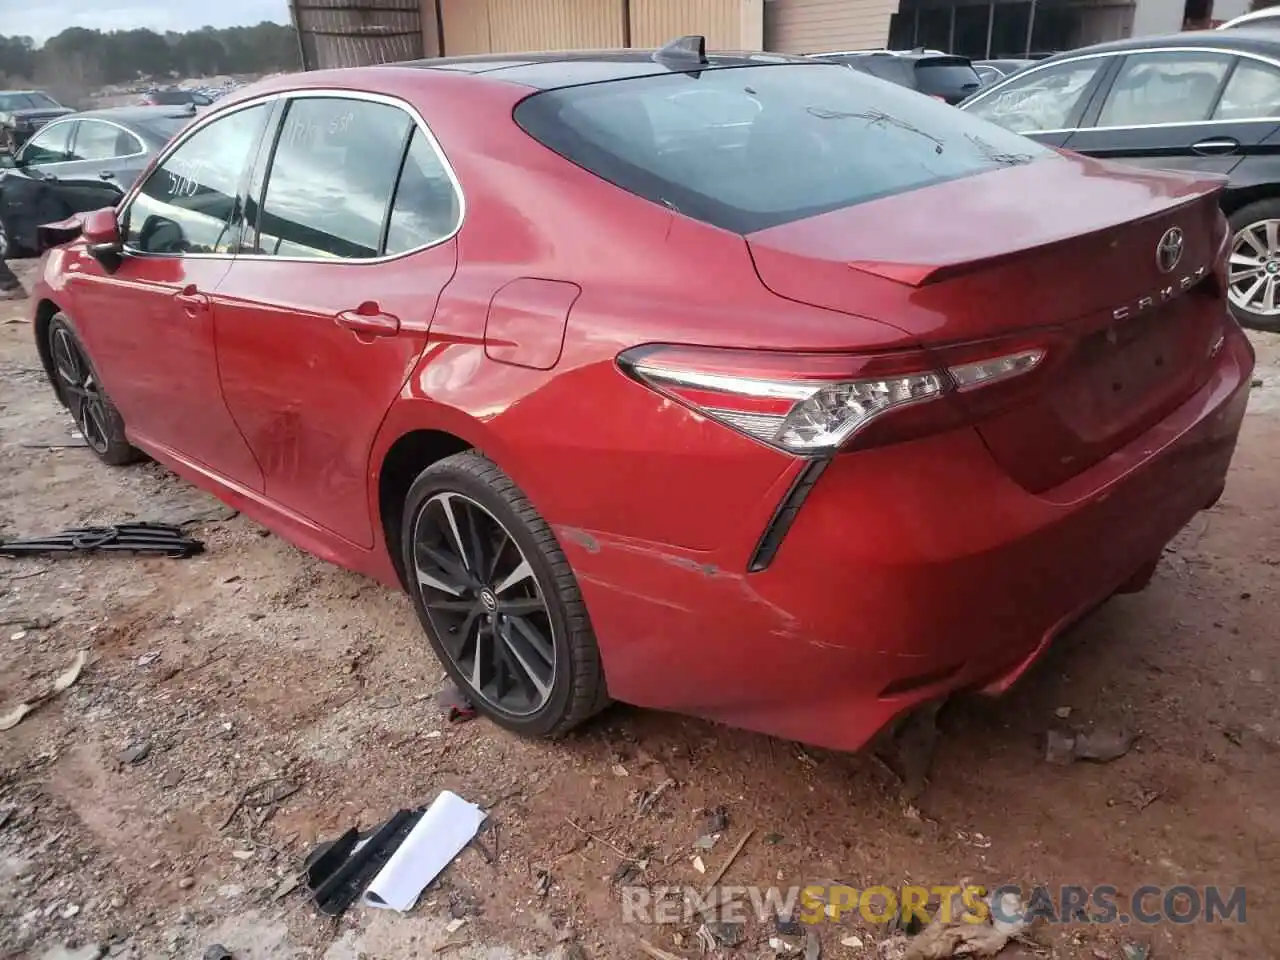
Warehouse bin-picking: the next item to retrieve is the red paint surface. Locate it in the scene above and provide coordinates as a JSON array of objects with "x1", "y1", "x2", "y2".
[{"x1": 30, "y1": 64, "x2": 1256, "y2": 751}]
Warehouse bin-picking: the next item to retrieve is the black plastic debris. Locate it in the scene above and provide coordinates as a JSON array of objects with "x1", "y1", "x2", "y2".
[
  {"x1": 0, "y1": 523, "x2": 204, "y2": 559},
  {"x1": 438, "y1": 683, "x2": 476, "y2": 724},
  {"x1": 304, "y1": 808, "x2": 424, "y2": 918}
]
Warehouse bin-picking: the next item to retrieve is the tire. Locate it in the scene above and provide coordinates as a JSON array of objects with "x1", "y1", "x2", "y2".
[
  {"x1": 0, "y1": 216, "x2": 10, "y2": 260},
  {"x1": 1227, "y1": 198, "x2": 1280, "y2": 332},
  {"x1": 46, "y1": 314, "x2": 143, "y2": 466},
  {"x1": 401, "y1": 451, "x2": 609, "y2": 738}
]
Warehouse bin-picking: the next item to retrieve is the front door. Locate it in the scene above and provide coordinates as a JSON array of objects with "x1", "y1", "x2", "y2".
[
  {"x1": 1, "y1": 118, "x2": 78, "y2": 252},
  {"x1": 66, "y1": 102, "x2": 275, "y2": 489},
  {"x1": 214, "y1": 94, "x2": 463, "y2": 547},
  {"x1": 1064, "y1": 51, "x2": 1280, "y2": 177}
]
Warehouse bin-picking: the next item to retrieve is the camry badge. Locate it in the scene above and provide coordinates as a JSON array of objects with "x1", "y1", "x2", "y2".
[{"x1": 1156, "y1": 227, "x2": 1184, "y2": 274}]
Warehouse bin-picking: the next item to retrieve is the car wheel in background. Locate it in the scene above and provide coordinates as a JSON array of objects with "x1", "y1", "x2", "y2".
[
  {"x1": 401, "y1": 451, "x2": 610, "y2": 737},
  {"x1": 46, "y1": 313, "x2": 143, "y2": 466},
  {"x1": 1227, "y1": 199, "x2": 1280, "y2": 332}
]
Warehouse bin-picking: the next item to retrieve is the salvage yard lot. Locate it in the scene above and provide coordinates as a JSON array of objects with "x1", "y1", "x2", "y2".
[{"x1": 1, "y1": 258, "x2": 1278, "y2": 960}]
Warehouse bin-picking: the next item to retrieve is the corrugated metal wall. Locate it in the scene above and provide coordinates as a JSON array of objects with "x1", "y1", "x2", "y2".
[
  {"x1": 293, "y1": 0, "x2": 424, "y2": 69},
  {"x1": 629, "y1": 0, "x2": 764, "y2": 49},
  {"x1": 765, "y1": 0, "x2": 899, "y2": 53},
  {"x1": 437, "y1": 0, "x2": 624, "y2": 55},
  {"x1": 432, "y1": 0, "x2": 763, "y2": 55},
  {"x1": 489, "y1": 0, "x2": 626, "y2": 50}
]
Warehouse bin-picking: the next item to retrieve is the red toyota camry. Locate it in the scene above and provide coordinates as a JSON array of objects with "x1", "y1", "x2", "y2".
[{"x1": 28, "y1": 39, "x2": 1254, "y2": 752}]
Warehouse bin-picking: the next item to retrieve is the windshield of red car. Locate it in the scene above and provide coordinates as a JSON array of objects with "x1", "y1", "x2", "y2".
[{"x1": 514, "y1": 62, "x2": 1052, "y2": 234}]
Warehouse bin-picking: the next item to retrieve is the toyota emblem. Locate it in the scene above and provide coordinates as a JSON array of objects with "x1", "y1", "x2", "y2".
[{"x1": 1156, "y1": 227, "x2": 1184, "y2": 274}]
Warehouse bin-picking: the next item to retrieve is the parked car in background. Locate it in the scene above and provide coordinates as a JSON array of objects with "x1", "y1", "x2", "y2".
[
  {"x1": 0, "y1": 90, "x2": 73, "y2": 154},
  {"x1": 140, "y1": 88, "x2": 214, "y2": 107},
  {"x1": 1218, "y1": 7, "x2": 1280, "y2": 30},
  {"x1": 25, "y1": 40, "x2": 1253, "y2": 753},
  {"x1": 816, "y1": 50, "x2": 983, "y2": 103},
  {"x1": 973, "y1": 59, "x2": 1035, "y2": 86},
  {"x1": 960, "y1": 28, "x2": 1280, "y2": 331},
  {"x1": 0, "y1": 106, "x2": 193, "y2": 258}
]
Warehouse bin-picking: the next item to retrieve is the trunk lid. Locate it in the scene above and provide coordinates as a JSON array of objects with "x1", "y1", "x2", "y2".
[{"x1": 747, "y1": 153, "x2": 1229, "y2": 492}]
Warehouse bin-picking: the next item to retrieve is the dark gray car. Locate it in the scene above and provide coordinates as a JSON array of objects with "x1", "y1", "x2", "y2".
[
  {"x1": 0, "y1": 106, "x2": 194, "y2": 258},
  {"x1": 961, "y1": 28, "x2": 1280, "y2": 331}
]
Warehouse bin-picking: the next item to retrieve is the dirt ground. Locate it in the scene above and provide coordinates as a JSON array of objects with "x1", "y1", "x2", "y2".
[{"x1": 1, "y1": 256, "x2": 1278, "y2": 960}]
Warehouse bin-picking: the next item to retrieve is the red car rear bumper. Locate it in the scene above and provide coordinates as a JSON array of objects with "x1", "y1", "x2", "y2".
[{"x1": 561, "y1": 324, "x2": 1254, "y2": 752}]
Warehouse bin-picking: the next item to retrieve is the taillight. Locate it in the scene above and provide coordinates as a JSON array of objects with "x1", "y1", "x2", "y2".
[{"x1": 617, "y1": 340, "x2": 1047, "y2": 455}]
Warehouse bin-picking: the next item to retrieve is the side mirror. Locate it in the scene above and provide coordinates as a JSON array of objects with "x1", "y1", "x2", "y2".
[
  {"x1": 0, "y1": 153, "x2": 14, "y2": 170},
  {"x1": 82, "y1": 207, "x2": 124, "y2": 268}
]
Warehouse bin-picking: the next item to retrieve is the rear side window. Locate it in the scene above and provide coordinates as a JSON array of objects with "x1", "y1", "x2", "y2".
[
  {"x1": 255, "y1": 97, "x2": 412, "y2": 259},
  {"x1": 1213, "y1": 57, "x2": 1280, "y2": 120},
  {"x1": 514, "y1": 63, "x2": 1053, "y2": 234},
  {"x1": 384, "y1": 128, "x2": 462, "y2": 255}
]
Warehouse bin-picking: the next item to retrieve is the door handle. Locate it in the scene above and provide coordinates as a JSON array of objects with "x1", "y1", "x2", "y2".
[
  {"x1": 40, "y1": 172, "x2": 58, "y2": 182},
  {"x1": 174, "y1": 285, "x2": 209, "y2": 312},
  {"x1": 98, "y1": 170, "x2": 115, "y2": 180},
  {"x1": 1191, "y1": 137, "x2": 1240, "y2": 156},
  {"x1": 336, "y1": 307, "x2": 400, "y2": 338}
]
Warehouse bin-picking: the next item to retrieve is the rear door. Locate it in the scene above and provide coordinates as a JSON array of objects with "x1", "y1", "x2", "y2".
[
  {"x1": 959, "y1": 55, "x2": 1115, "y2": 147},
  {"x1": 1062, "y1": 49, "x2": 1278, "y2": 176},
  {"x1": 213, "y1": 93, "x2": 462, "y2": 547}
]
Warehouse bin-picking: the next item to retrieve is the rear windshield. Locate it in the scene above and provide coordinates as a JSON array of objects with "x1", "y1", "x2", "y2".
[
  {"x1": 914, "y1": 60, "x2": 983, "y2": 96},
  {"x1": 514, "y1": 63, "x2": 1051, "y2": 234},
  {"x1": 137, "y1": 116, "x2": 190, "y2": 141}
]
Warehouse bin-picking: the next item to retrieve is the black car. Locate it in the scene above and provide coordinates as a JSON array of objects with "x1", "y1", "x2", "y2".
[
  {"x1": 0, "y1": 106, "x2": 193, "y2": 259},
  {"x1": 0, "y1": 90, "x2": 73, "y2": 154},
  {"x1": 960, "y1": 28, "x2": 1280, "y2": 331},
  {"x1": 815, "y1": 51, "x2": 983, "y2": 104}
]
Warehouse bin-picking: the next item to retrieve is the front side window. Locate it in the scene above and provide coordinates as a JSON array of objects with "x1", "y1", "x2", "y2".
[
  {"x1": 124, "y1": 103, "x2": 268, "y2": 255},
  {"x1": 252, "y1": 97, "x2": 412, "y2": 259},
  {"x1": 1214, "y1": 58, "x2": 1280, "y2": 120},
  {"x1": 384, "y1": 128, "x2": 461, "y2": 256},
  {"x1": 963, "y1": 59, "x2": 1106, "y2": 133},
  {"x1": 18, "y1": 121, "x2": 72, "y2": 165},
  {"x1": 516, "y1": 62, "x2": 1054, "y2": 234},
  {"x1": 70, "y1": 120, "x2": 140, "y2": 162},
  {"x1": 1096, "y1": 52, "x2": 1232, "y2": 127}
]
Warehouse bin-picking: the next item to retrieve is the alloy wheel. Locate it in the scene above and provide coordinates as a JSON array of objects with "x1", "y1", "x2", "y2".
[
  {"x1": 50, "y1": 327, "x2": 111, "y2": 455},
  {"x1": 412, "y1": 491, "x2": 557, "y2": 717},
  {"x1": 1228, "y1": 218, "x2": 1280, "y2": 317}
]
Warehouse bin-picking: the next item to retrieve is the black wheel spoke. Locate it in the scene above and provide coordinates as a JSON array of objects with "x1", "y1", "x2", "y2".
[
  {"x1": 506, "y1": 614, "x2": 555, "y2": 668},
  {"x1": 498, "y1": 618, "x2": 553, "y2": 702},
  {"x1": 415, "y1": 541, "x2": 473, "y2": 595},
  {"x1": 497, "y1": 597, "x2": 544, "y2": 616},
  {"x1": 425, "y1": 598, "x2": 479, "y2": 613},
  {"x1": 493, "y1": 557, "x2": 533, "y2": 595}
]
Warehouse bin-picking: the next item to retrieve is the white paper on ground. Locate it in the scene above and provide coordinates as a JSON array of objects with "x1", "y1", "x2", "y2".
[{"x1": 361, "y1": 791, "x2": 486, "y2": 912}]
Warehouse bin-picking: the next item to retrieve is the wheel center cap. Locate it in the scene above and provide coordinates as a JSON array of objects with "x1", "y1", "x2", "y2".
[
  {"x1": 479, "y1": 589, "x2": 498, "y2": 612},
  {"x1": 1267, "y1": 260, "x2": 1279, "y2": 275}
]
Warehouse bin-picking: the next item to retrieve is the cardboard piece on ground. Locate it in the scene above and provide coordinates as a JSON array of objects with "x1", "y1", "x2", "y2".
[{"x1": 361, "y1": 790, "x2": 485, "y2": 911}]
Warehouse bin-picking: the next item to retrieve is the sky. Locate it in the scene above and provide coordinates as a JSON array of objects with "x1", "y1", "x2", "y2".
[{"x1": 0, "y1": 0, "x2": 291, "y2": 43}]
